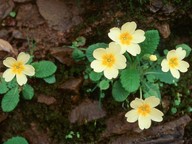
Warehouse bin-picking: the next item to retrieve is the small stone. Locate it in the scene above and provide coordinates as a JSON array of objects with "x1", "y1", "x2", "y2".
[
  {"x1": 50, "y1": 47, "x2": 75, "y2": 66},
  {"x1": 12, "y1": 30, "x2": 24, "y2": 39},
  {"x1": 155, "y1": 23, "x2": 171, "y2": 38},
  {"x1": 13, "y1": 0, "x2": 33, "y2": 3},
  {"x1": 148, "y1": 0, "x2": 163, "y2": 13},
  {"x1": 0, "y1": 0, "x2": 14, "y2": 21},
  {"x1": 16, "y1": 4, "x2": 45, "y2": 28},
  {"x1": 37, "y1": 94, "x2": 57, "y2": 105},
  {"x1": 69, "y1": 99, "x2": 106, "y2": 124},
  {"x1": 59, "y1": 77, "x2": 83, "y2": 94}
]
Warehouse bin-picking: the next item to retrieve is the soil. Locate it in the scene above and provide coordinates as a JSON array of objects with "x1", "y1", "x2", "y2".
[{"x1": 0, "y1": 0, "x2": 192, "y2": 144}]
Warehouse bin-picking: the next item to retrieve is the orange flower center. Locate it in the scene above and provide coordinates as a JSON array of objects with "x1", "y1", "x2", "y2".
[
  {"x1": 169, "y1": 57, "x2": 178, "y2": 68},
  {"x1": 102, "y1": 53, "x2": 115, "y2": 68},
  {"x1": 137, "y1": 104, "x2": 151, "y2": 116},
  {"x1": 120, "y1": 32, "x2": 133, "y2": 45},
  {"x1": 12, "y1": 61, "x2": 25, "y2": 74}
]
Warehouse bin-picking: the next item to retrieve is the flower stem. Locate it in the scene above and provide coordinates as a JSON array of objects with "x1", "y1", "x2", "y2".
[{"x1": 140, "y1": 87, "x2": 142, "y2": 99}]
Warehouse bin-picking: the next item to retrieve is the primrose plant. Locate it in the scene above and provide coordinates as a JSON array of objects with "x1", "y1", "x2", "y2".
[
  {"x1": 0, "y1": 50, "x2": 57, "y2": 112},
  {"x1": 72, "y1": 21, "x2": 191, "y2": 130}
]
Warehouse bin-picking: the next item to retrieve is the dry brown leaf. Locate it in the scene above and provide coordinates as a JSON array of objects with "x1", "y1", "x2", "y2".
[{"x1": 0, "y1": 39, "x2": 15, "y2": 54}]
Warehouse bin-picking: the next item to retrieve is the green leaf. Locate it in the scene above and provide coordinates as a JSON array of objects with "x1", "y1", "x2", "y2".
[
  {"x1": 176, "y1": 44, "x2": 191, "y2": 57},
  {"x1": 120, "y1": 65, "x2": 140, "y2": 93},
  {"x1": 7, "y1": 78, "x2": 18, "y2": 89},
  {"x1": 1, "y1": 87, "x2": 19, "y2": 112},
  {"x1": 89, "y1": 71, "x2": 103, "y2": 82},
  {"x1": 143, "y1": 82, "x2": 161, "y2": 99},
  {"x1": 99, "y1": 79, "x2": 110, "y2": 90},
  {"x1": 112, "y1": 80, "x2": 130, "y2": 102},
  {"x1": 139, "y1": 30, "x2": 160, "y2": 57},
  {"x1": 44, "y1": 75, "x2": 56, "y2": 84},
  {"x1": 4, "y1": 136, "x2": 28, "y2": 144},
  {"x1": 86, "y1": 43, "x2": 108, "y2": 62},
  {"x1": 150, "y1": 68, "x2": 178, "y2": 84},
  {"x1": 22, "y1": 84, "x2": 34, "y2": 100},
  {"x1": 72, "y1": 48, "x2": 85, "y2": 61},
  {"x1": 32, "y1": 61, "x2": 57, "y2": 78},
  {"x1": 0, "y1": 78, "x2": 8, "y2": 94}
]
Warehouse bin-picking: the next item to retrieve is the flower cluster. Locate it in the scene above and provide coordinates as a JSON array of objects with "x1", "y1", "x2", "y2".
[{"x1": 87, "y1": 21, "x2": 190, "y2": 130}]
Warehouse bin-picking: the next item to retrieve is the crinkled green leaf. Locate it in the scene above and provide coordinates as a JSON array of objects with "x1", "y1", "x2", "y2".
[
  {"x1": 7, "y1": 78, "x2": 18, "y2": 89},
  {"x1": 3, "y1": 136, "x2": 28, "y2": 144},
  {"x1": 149, "y1": 68, "x2": 178, "y2": 84},
  {"x1": 89, "y1": 71, "x2": 103, "y2": 82},
  {"x1": 86, "y1": 43, "x2": 108, "y2": 62},
  {"x1": 112, "y1": 80, "x2": 130, "y2": 102},
  {"x1": 0, "y1": 78, "x2": 8, "y2": 94},
  {"x1": 43, "y1": 75, "x2": 56, "y2": 84},
  {"x1": 143, "y1": 82, "x2": 161, "y2": 99},
  {"x1": 139, "y1": 30, "x2": 160, "y2": 57},
  {"x1": 99, "y1": 79, "x2": 110, "y2": 90},
  {"x1": 176, "y1": 44, "x2": 191, "y2": 57},
  {"x1": 72, "y1": 48, "x2": 85, "y2": 61},
  {"x1": 120, "y1": 65, "x2": 140, "y2": 93},
  {"x1": 22, "y1": 84, "x2": 34, "y2": 100},
  {"x1": 1, "y1": 87, "x2": 19, "y2": 112},
  {"x1": 32, "y1": 61, "x2": 57, "y2": 78}
]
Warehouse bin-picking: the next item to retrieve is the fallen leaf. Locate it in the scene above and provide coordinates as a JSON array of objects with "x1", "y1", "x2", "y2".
[{"x1": 0, "y1": 39, "x2": 16, "y2": 54}]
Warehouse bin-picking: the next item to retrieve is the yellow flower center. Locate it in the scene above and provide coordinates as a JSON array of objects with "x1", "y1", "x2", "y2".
[
  {"x1": 102, "y1": 53, "x2": 115, "y2": 68},
  {"x1": 137, "y1": 104, "x2": 151, "y2": 116},
  {"x1": 12, "y1": 61, "x2": 25, "y2": 74},
  {"x1": 169, "y1": 57, "x2": 179, "y2": 68},
  {"x1": 119, "y1": 32, "x2": 133, "y2": 45}
]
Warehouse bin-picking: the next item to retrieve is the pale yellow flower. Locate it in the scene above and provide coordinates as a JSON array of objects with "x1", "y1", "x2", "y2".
[
  {"x1": 108, "y1": 21, "x2": 145, "y2": 56},
  {"x1": 90, "y1": 42, "x2": 126, "y2": 79},
  {"x1": 125, "y1": 96, "x2": 164, "y2": 130},
  {"x1": 149, "y1": 55, "x2": 157, "y2": 61},
  {"x1": 3, "y1": 52, "x2": 35, "y2": 86},
  {"x1": 161, "y1": 47, "x2": 189, "y2": 79}
]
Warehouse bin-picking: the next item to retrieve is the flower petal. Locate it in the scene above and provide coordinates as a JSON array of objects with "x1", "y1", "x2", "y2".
[
  {"x1": 170, "y1": 68, "x2": 180, "y2": 79},
  {"x1": 108, "y1": 42, "x2": 121, "y2": 54},
  {"x1": 93, "y1": 48, "x2": 106, "y2": 60},
  {"x1": 114, "y1": 55, "x2": 126, "y2": 69},
  {"x1": 121, "y1": 22, "x2": 136, "y2": 34},
  {"x1": 130, "y1": 98, "x2": 144, "y2": 109},
  {"x1": 150, "y1": 108, "x2": 164, "y2": 122},
  {"x1": 125, "y1": 109, "x2": 138, "y2": 123},
  {"x1": 161, "y1": 59, "x2": 169, "y2": 72},
  {"x1": 23, "y1": 65, "x2": 35, "y2": 76},
  {"x1": 3, "y1": 57, "x2": 16, "y2": 68},
  {"x1": 132, "y1": 30, "x2": 145, "y2": 43},
  {"x1": 138, "y1": 115, "x2": 151, "y2": 130},
  {"x1": 104, "y1": 68, "x2": 118, "y2": 79},
  {"x1": 178, "y1": 61, "x2": 189, "y2": 72},
  {"x1": 91, "y1": 60, "x2": 106, "y2": 72},
  {"x1": 108, "y1": 27, "x2": 121, "y2": 42},
  {"x1": 126, "y1": 43, "x2": 141, "y2": 56},
  {"x1": 3, "y1": 69, "x2": 15, "y2": 82},
  {"x1": 17, "y1": 52, "x2": 30, "y2": 64},
  {"x1": 16, "y1": 73, "x2": 27, "y2": 86},
  {"x1": 176, "y1": 47, "x2": 186, "y2": 60},
  {"x1": 145, "y1": 96, "x2": 160, "y2": 108},
  {"x1": 167, "y1": 50, "x2": 176, "y2": 60}
]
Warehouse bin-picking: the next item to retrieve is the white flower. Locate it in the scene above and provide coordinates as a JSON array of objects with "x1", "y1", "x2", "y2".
[
  {"x1": 161, "y1": 47, "x2": 189, "y2": 79},
  {"x1": 149, "y1": 55, "x2": 157, "y2": 61},
  {"x1": 90, "y1": 42, "x2": 126, "y2": 79},
  {"x1": 125, "y1": 96, "x2": 164, "y2": 130},
  {"x1": 108, "y1": 21, "x2": 145, "y2": 56},
  {"x1": 3, "y1": 52, "x2": 35, "y2": 86}
]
